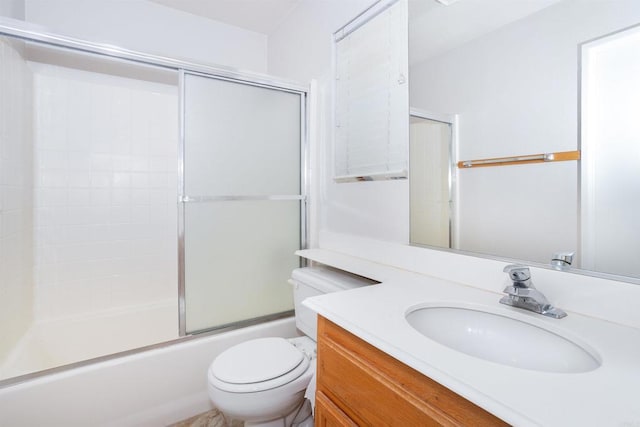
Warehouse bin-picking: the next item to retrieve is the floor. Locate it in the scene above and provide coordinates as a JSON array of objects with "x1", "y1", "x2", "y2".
[{"x1": 170, "y1": 408, "x2": 244, "y2": 427}]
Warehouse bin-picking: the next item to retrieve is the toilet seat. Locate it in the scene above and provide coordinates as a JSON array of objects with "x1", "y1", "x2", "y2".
[{"x1": 209, "y1": 337, "x2": 311, "y2": 393}]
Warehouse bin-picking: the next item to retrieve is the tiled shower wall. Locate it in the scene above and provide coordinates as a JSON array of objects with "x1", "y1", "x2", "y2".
[
  {"x1": 31, "y1": 63, "x2": 179, "y2": 321},
  {"x1": 0, "y1": 37, "x2": 34, "y2": 361}
]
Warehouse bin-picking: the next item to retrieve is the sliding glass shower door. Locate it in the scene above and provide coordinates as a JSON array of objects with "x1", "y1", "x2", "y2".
[{"x1": 181, "y1": 72, "x2": 305, "y2": 334}]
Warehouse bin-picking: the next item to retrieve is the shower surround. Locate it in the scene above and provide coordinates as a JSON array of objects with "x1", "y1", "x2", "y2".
[{"x1": 0, "y1": 50, "x2": 180, "y2": 379}]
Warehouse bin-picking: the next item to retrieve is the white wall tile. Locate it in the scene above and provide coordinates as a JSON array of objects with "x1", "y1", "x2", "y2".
[
  {"x1": 67, "y1": 188, "x2": 91, "y2": 206},
  {"x1": 131, "y1": 205, "x2": 149, "y2": 224},
  {"x1": 0, "y1": 36, "x2": 34, "y2": 363},
  {"x1": 130, "y1": 173, "x2": 148, "y2": 188},
  {"x1": 90, "y1": 153, "x2": 112, "y2": 171},
  {"x1": 109, "y1": 205, "x2": 131, "y2": 224},
  {"x1": 32, "y1": 63, "x2": 179, "y2": 321},
  {"x1": 129, "y1": 156, "x2": 148, "y2": 172},
  {"x1": 90, "y1": 172, "x2": 111, "y2": 188},
  {"x1": 111, "y1": 189, "x2": 132, "y2": 206},
  {"x1": 131, "y1": 189, "x2": 150, "y2": 204},
  {"x1": 68, "y1": 171, "x2": 91, "y2": 188},
  {"x1": 90, "y1": 189, "x2": 110, "y2": 206},
  {"x1": 111, "y1": 172, "x2": 130, "y2": 188},
  {"x1": 68, "y1": 152, "x2": 91, "y2": 171}
]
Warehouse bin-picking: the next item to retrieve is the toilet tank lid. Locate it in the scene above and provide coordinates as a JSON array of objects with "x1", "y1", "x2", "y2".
[
  {"x1": 291, "y1": 267, "x2": 377, "y2": 292},
  {"x1": 211, "y1": 337, "x2": 304, "y2": 384}
]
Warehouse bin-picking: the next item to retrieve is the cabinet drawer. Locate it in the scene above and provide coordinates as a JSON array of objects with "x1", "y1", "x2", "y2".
[{"x1": 315, "y1": 391, "x2": 359, "y2": 427}]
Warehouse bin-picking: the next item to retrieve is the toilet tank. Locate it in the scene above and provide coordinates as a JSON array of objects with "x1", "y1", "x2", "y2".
[{"x1": 290, "y1": 266, "x2": 377, "y2": 341}]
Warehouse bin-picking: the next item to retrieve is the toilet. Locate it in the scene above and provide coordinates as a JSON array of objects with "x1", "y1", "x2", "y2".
[{"x1": 207, "y1": 266, "x2": 375, "y2": 427}]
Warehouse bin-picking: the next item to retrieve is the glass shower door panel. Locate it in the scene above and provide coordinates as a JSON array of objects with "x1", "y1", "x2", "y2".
[
  {"x1": 184, "y1": 201, "x2": 300, "y2": 332},
  {"x1": 183, "y1": 73, "x2": 303, "y2": 333},
  {"x1": 184, "y1": 74, "x2": 301, "y2": 196}
]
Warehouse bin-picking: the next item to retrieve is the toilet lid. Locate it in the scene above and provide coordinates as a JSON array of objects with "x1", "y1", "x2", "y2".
[{"x1": 212, "y1": 337, "x2": 305, "y2": 384}]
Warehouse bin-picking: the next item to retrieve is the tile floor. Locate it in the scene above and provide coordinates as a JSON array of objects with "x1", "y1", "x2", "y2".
[{"x1": 170, "y1": 408, "x2": 243, "y2": 427}]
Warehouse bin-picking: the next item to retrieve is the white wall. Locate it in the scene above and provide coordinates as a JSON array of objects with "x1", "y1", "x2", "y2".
[
  {"x1": 0, "y1": 36, "x2": 34, "y2": 363},
  {"x1": 268, "y1": 0, "x2": 375, "y2": 84},
  {"x1": 0, "y1": 0, "x2": 24, "y2": 19},
  {"x1": 25, "y1": 0, "x2": 268, "y2": 73},
  {"x1": 31, "y1": 60, "x2": 179, "y2": 321},
  {"x1": 410, "y1": 0, "x2": 640, "y2": 264},
  {"x1": 268, "y1": 0, "x2": 409, "y2": 245}
]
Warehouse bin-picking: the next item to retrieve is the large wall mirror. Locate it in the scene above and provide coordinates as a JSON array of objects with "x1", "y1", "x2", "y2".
[{"x1": 408, "y1": 0, "x2": 640, "y2": 281}]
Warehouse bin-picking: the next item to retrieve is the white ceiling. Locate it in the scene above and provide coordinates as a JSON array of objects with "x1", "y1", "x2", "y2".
[
  {"x1": 149, "y1": 0, "x2": 302, "y2": 35},
  {"x1": 150, "y1": 0, "x2": 562, "y2": 64}
]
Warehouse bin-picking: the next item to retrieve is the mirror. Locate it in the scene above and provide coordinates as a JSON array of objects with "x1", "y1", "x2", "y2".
[{"x1": 408, "y1": 0, "x2": 640, "y2": 280}]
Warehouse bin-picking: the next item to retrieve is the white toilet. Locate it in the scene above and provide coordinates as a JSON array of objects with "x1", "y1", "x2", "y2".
[{"x1": 207, "y1": 266, "x2": 374, "y2": 427}]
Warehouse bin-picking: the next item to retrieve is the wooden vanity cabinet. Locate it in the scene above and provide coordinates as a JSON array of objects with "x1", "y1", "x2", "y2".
[{"x1": 315, "y1": 316, "x2": 508, "y2": 426}]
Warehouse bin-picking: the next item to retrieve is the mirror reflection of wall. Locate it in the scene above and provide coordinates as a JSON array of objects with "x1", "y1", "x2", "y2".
[
  {"x1": 409, "y1": 113, "x2": 453, "y2": 249},
  {"x1": 581, "y1": 25, "x2": 640, "y2": 278},
  {"x1": 408, "y1": 0, "x2": 640, "y2": 279}
]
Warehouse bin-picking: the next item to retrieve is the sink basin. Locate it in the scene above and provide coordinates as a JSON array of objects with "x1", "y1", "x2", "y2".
[{"x1": 406, "y1": 306, "x2": 600, "y2": 373}]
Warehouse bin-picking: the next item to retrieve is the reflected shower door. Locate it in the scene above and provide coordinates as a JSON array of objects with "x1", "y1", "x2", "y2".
[
  {"x1": 409, "y1": 115, "x2": 452, "y2": 249},
  {"x1": 181, "y1": 72, "x2": 304, "y2": 334}
]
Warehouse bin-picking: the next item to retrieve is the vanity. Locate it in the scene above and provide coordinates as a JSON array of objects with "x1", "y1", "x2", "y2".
[
  {"x1": 315, "y1": 316, "x2": 505, "y2": 426},
  {"x1": 299, "y1": 243, "x2": 640, "y2": 426}
]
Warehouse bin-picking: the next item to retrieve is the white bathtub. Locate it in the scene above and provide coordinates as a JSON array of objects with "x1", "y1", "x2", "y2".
[
  {"x1": 0, "y1": 316, "x2": 297, "y2": 426},
  {"x1": 0, "y1": 300, "x2": 179, "y2": 380}
]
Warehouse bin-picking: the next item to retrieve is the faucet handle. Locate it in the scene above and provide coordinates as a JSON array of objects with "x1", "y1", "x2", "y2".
[
  {"x1": 503, "y1": 264, "x2": 531, "y2": 283},
  {"x1": 551, "y1": 251, "x2": 575, "y2": 269}
]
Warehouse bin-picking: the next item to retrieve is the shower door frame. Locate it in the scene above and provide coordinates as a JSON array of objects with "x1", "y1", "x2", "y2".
[
  {"x1": 0, "y1": 17, "x2": 310, "y2": 386},
  {"x1": 177, "y1": 70, "x2": 309, "y2": 336}
]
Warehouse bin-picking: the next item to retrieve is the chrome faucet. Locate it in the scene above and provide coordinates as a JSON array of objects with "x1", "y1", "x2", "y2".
[
  {"x1": 499, "y1": 264, "x2": 567, "y2": 319},
  {"x1": 551, "y1": 251, "x2": 575, "y2": 270}
]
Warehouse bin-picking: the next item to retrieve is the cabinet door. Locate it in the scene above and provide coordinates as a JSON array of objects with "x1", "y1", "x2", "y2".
[
  {"x1": 315, "y1": 391, "x2": 358, "y2": 427},
  {"x1": 316, "y1": 316, "x2": 508, "y2": 426}
]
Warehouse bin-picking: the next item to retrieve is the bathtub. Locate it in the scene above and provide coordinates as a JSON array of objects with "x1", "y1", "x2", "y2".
[
  {"x1": 0, "y1": 300, "x2": 179, "y2": 380},
  {"x1": 0, "y1": 316, "x2": 297, "y2": 426}
]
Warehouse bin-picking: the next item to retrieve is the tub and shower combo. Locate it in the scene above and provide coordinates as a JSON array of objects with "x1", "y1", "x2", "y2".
[{"x1": 0, "y1": 17, "x2": 308, "y2": 426}]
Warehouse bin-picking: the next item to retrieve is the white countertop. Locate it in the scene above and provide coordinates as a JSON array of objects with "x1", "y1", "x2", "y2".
[{"x1": 299, "y1": 249, "x2": 640, "y2": 426}]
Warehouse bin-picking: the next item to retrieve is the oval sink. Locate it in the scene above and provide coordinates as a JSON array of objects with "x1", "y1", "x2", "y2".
[{"x1": 406, "y1": 306, "x2": 600, "y2": 373}]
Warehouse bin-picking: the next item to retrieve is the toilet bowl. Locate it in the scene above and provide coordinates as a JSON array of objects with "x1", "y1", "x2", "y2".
[
  {"x1": 207, "y1": 267, "x2": 376, "y2": 427},
  {"x1": 207, "y1": 336, "x2": 316, "y2": 427}
]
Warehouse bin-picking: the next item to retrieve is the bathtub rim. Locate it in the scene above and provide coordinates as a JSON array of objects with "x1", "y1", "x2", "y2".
[{"x1": 0, "y1": 310, "x2": 294, "y2": 389}]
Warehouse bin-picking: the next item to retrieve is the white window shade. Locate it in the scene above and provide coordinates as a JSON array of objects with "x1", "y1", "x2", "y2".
[{"x1": 334, "y1": 0, "x2": 409, "y2": 182}]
